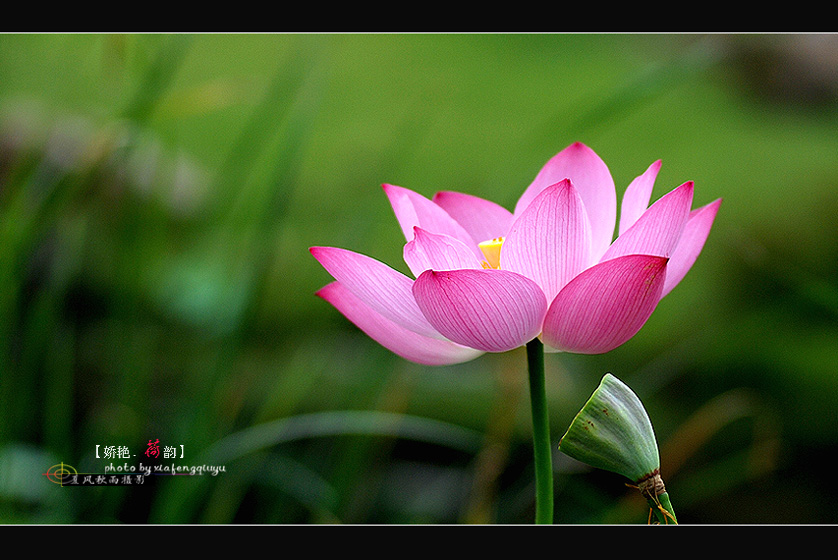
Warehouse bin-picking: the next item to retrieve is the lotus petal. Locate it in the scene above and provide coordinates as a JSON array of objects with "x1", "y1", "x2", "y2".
[
  {"x1": 502, "y1": 179, "x2": 592, "y2": 304},
  {"x1": 619, "y1": 160, "x2": 661, "y2": 236},
  {"x1": 413, "y1": 268, "x2": 547, "y2": 352},
  {"x1": 661, "y1": 198, "x2": 722, "y2": 297},
  {"x1": 602, "y1": 181, "x2": 693, "y2": 262},
  {"x1": 514, "y1": 142, "x2": 616, "y2": 260},
  {"x1": 542, "y1": 254, "x2": 668, "y2": 354},
  {"x1": 310, "y1": 246, "x2": 441, "y2": 339},
  {"x1": 383, "y1": 183, "x2": 479, "y2": 257},
  {"x1": 432, "y1": 190, "x2": 513, "y2": 246},
  {"x1": 403, "y1": 227, "x2": 483, "y2": 278},
  {"x1": 318, "y1": 282, "x2": 483, "y2": 365}
]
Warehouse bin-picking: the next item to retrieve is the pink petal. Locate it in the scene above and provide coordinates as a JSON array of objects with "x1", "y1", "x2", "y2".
[
  {"x1": 403, "y1": 227, "x2": 483, "y2": 278},
  {"x1": 317, "y1": 282, "x2": 484, "y2": 365},
  {"x1": 502, "y1": 179, "x2": 592, "y2": 303},
  {"x1": 432, "y1": 190, "x2": 514, "y2": 245},
  {"x1": 382, "y1": 184, "x2": 479, "y2": 256},
  {"x1": 619, "y1": 160, "x2": 661, "y2": 236},
  {"x1": 412, "y1": 268, "x2": 548, "y2": 353},
  {"x1": 601, "y1": 181, "x2": 694, "y2": 263},
  {"x1": 310, "y1": 246, "x2": 441, "y2": 339},
  {"x1": 514, "y1": 142, "x2": 616, "y2": 260},
  {"x1": 541, "y1": 254, "x2": 668, "y2": 354},
  {"x1": 661, "y1": 198, "x2": 722, "y2": 298}
]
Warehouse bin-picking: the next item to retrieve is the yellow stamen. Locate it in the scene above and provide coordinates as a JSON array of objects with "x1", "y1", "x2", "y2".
[{"x1": 478, "y1": 237, "x2": 505, "y2": 270}]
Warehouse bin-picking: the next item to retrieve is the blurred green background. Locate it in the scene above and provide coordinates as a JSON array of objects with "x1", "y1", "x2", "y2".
[{"x1": 0, "y1": 33, "x2": 836, "y2": 524}]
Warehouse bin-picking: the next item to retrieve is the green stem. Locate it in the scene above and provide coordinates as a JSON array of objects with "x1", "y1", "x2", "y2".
[
  {"x1": 526, "y1": 338, "x2": 553, "y2": 524},
  {"x1": 647, "y1": 492, "x2": 678, "y2": 525}
]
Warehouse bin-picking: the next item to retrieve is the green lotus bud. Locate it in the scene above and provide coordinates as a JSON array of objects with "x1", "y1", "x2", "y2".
[{"x1": 559, "y1": 373, "x2": 677, "y2": 524}]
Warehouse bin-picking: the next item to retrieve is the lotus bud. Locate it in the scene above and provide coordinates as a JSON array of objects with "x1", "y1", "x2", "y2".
[{"x1": 559, "y1": 373, "x2": 677, "y2": 524}]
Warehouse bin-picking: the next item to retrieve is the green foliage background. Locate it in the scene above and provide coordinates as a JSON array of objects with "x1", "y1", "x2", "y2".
[{"x1": 1, "y1": 33, "x2": 836, "y2": 524}]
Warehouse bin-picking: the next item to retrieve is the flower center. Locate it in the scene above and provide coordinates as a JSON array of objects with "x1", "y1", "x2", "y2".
[{"x1": 478, "y1": 237, "x2": 505, "y2": 269}]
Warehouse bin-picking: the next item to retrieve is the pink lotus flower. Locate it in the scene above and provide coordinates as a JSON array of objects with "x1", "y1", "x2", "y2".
[{"x1": 312, "y1": 142, "x2": 720, "y2": 365}]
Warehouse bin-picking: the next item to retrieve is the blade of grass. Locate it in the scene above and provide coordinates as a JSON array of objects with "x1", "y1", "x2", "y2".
[
  {"x1": 121, "y1": 35, "x2": 193, "y2": 124},
  {"x1": 150, "y1": 410, "x2": 483, "y2": 523}
]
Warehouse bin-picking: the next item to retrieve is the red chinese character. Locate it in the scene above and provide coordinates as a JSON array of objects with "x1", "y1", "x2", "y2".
[{"x1": 145, "y1": 439, "x2": 160, "y2": 458}]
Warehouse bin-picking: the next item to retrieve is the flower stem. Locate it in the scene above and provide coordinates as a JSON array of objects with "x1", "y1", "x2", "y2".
[
  {"x1": 648, "y1": 492, "x2": 678, "y2": 525},
  {"x1": 526, "y1": 337, "x2": 553, "y2": 524},
  {"x1": 639, "y1": 472, "x2": 678, "y2": 524}
]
